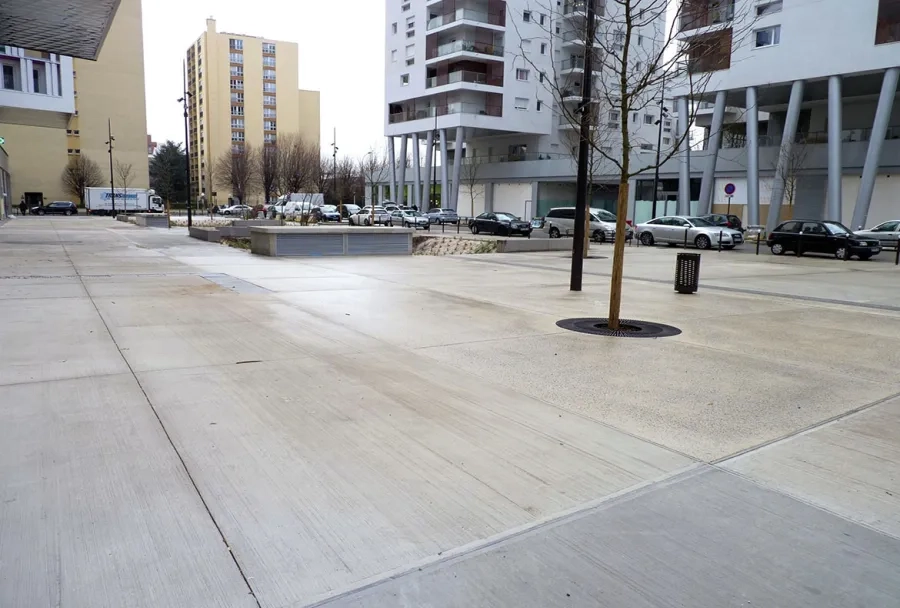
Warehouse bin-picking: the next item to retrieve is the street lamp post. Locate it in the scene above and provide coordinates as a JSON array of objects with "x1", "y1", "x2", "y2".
[
  {"x1": 178, "y1": 60, "x2": 193, "y2": 228},
  {"x1": 431, "y1": 108, "x2": 438, "y2": 208},
  {"x1": 651, "y1": 73, "x2": 668, "y2": 220},
  {"x1": 106, "y1": 119, "x2": 116, "y2": 216},
  {"x1": 331, "y1": 127, "x2": 339, "y2": 222}
]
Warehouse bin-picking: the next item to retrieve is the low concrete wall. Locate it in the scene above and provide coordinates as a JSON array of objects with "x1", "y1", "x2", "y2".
[
  {"x1": 496, "y1": 238, "x2": 573, "y2": 253},
  {"x1": 133, "y1": 214, "x2": 169, "y2": 228},
  {"x1": 116, "y1": 214, "x2": 132, "y2": 223},
  {"x1": 250, "y1": 226, "x2": 413, "y2": 257},
  {"x1": 189, "y1": 226, "x2": 221, "y2": 242}
]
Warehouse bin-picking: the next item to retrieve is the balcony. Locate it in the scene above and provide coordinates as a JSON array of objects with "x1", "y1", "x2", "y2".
[
  {"x1": 715, "y1": 126, "x2": 900, "y2": 150},
  {"x1": 679, "y1": 0, "x2": 735, "y2": 33},
  {"x1": 685, "y1": 29, "x2": 732, "y2": 73},
  {"x1": 563, "y1": 1, "x2": 605, "y2": 18},
  {"x1": 426, "y1": 70, "x2": 502, "y2": 89},
  {"x1": 427, "y1": 8, "x2": 505, "y2": 31},
  {"x1": 558, "y1": 56, "x2": 601, "y2": 74},
  {"x1": 561, "y1": 30, "x2": 601, "y2": 47},
  {"x1": 559, "y1": 115, "x2": 598, "y2": 129},
  {"x1": 427, "y1": 39, "x2": 504, "y2": 60},
  {"x1": 389, "y1": 102, "x2": 502, "y2": 124}
]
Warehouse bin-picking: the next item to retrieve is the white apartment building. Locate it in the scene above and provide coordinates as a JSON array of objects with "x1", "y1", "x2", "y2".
[
  {"x1": 667, "y1": 0, "x2": 900, "y2": 231},
  {"x1": 0, "y1": 45, "x2": 75, "y2": 128},
  {"x1": 383, "y1": 0, "x2": 670, "y2": 218}
]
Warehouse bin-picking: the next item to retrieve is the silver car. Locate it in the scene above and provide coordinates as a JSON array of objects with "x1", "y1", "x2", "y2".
[
  {"x1": 637, "y1": 216, "x2": 744, "y2": 249},
  {"x1": 390, "y1": 209, "x2": 430, "y2": 229},
  {"x1": 854, "y1": 220, "x2": 900, "y2": 249},
  {"x1": 349, "y1": 206, "x2": 392, "y2": 226}
]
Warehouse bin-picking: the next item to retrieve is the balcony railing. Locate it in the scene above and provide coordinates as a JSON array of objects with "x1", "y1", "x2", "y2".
[
  {"x1": 428, "y1": 39, "x2": 504, "y2": 59},
  {"x1": 715, "y1": 126, "x2": 900, "y2": 150},
  {"x1": 680, "y1": 1, "x2": 735, "y2": 32},
  {"x1": 559, "y1": 57, "x2": 600, "y2": 71},
  {"x1": 561, "y1": 30, "x2": 602, "y2": 44},
  {"x1": 426, "y1": 70, "x2": 502, "y2": 88},
  {"x1": 389, "y1": 103, "x2": 502, "y2": 124},
  {"x1": 563, "y1": 1, "x2": 605, "y2": 16},
  {"x1": 559, "y1": 115, "x2": 598, "y2": 127},
  {"x1": 427, "y1": 8, "x2": 505, "y2": 30}
]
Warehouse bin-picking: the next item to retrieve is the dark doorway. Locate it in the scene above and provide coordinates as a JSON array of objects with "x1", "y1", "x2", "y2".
[{"x1": 24, "y1": 192, "x2": 43, "y2": 207}]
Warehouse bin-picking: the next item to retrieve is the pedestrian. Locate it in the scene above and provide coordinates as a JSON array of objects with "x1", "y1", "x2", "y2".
[
  {"x1": 19, "y1": 199, "x2": 27, "y2": 216},
  {"x1": 212, "y1": 204, "x2": 219, "y2": 216}
]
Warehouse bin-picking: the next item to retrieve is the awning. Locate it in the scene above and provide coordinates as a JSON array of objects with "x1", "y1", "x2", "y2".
[{"x1": 0, "y1": 0, "x2": 121, "y2": 61}]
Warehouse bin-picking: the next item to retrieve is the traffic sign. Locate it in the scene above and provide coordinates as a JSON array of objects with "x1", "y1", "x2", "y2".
[
  {"x1": 724, "y1": 183, "x2": 736, "y2": 195},
  {"x1": 0, "y1": 137, "x2": 5, "y2": 145}
]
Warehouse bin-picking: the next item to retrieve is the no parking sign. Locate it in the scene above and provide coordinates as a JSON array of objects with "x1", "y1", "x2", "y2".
[{"x1": 724, "y1": 183, "x2": 736, "y2": 196}]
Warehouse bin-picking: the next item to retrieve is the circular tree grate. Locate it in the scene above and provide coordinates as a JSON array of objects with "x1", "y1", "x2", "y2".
[{"x1": 556, "y1": 318, "x2": 682, "y2": 339}]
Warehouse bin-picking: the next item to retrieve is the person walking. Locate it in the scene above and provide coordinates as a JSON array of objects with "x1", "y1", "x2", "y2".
[{"x1": 18, "y1": 199, "x2": 27, "y2": 216}]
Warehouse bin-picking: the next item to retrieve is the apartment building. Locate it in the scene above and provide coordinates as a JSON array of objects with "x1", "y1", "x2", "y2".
[
  {"x1": 0, "y1": 0, "x2": 149, "y2": 208},
  {"x1": 668, "y1": 0, "x2": 900, "y2": 231},
  {"x1": 186, "y1": 19, "x2": 321, "y2": 204},
  {"x1": 384, "y1": 0, "x2": 669, "y2": 218}
]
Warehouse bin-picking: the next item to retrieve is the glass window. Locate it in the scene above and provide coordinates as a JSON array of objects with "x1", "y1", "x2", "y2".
[
  {"x1": 777, "y1": 221, "x2": 802, "y2": 233},
  {"x1": 686, "y1": 217, "x2": 714, "y2": 227},
  {"x1": 516, "y1": 68, "x2": 530, "y2": 81},
  {"x1": 755, "y1": 25, "x2": 781, "y2": 48},
  {"x1": 823, "y1": 222, "x2": 851, "y2": 235},
  {"x1": 757, "y1": 1, "x2": 783, "y2": 16},
  {"x1": 514, "y1": 97, "x2": 529, "y2": 109},
  {"x1": 874, "y1": 221, "x2": 899, "y2": 232},
  {"x1": 801, "y1": 222, "x2": 827, "y2": 235},
  {"x1": 400, "y1": 73, "x2": 409, "y2": 85},
  {"x1": 523, "y1": 10, "x2": 532, "y2": 22}
]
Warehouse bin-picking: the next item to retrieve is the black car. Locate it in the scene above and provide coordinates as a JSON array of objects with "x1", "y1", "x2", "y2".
[
  {"x1": 767, "y1": 220, "x2": 882, "y2": 260},
  {"x1": 469, "y1": 212, "x2": 532, "y2": 237},
  {"x1": 702, "y1": 213, "x2": 744, "y2": 233},
  {"x1": 31, "y1": 201, "x2": 78, "y2": 216}
]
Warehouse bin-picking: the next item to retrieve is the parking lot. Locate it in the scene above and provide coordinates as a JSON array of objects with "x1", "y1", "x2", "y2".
[{"x1": 3, "y1": 216, "x2": 900, "y2": 607}]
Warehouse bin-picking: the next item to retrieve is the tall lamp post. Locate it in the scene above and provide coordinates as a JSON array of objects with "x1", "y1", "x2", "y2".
[
  {"x1": 177, "y1": 60, "x2": 193, "y2": 228},
  {"x1": 106, "y1": 119, "x2": 116, "y2": 216},
  {"x1": 651, "y1": 74, "x2": 668, "y2": 220},
  {"x1": 431, "y1": 109, "x2": 438, "y2": 208},
  {"x1": 331, "y1": 127, "x2": 339, "y2": 222}
]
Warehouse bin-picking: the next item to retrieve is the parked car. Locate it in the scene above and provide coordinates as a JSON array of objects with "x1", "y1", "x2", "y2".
[
  {"x1": 636, "y1": 216, "x2": 743, "y2": 249},
  {"x1": 469, "y1": 212, "x2": 533, "y2": 237},
  {"x1": 220, "y1": 204, "x2": 252, "y2": 216},
  {"x1": 340, "y1": 204, "x2": 361, "y2": 219},
  {"x1": 702, "y1": 213, "x2": 744, "y2": 233},
  {"x1": 390, "y1": 209, "x2": 430, "y2": 229},
  {"x1": 766, "y1": 220, "x2": 882, "y2": 260},
  {"x1": 30, "y1": 201, "x2": 77, "y2": 216},
  {"x1": 426, "y1": 208, "x2": 460, "y2": 224},
  {"x1": 854, "y1": 220, "x2": 900, "y2": 249},
  {"x1": 313, "y1": 205, "x2": 341, "y2": 222},
  {"x1": 544, "y1": 207, "x2": 633, "y2": 242},
  {"x1": 383, "y1": 202, "x2": 401, "y2": 212},
  {"x1": 349, "y1": 206, "x2": 392, "y2": 226}
]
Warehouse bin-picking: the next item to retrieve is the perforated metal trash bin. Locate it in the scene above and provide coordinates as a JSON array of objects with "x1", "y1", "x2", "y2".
[{"x1": 675, "y1": 252, "x2": 701, "y2": 294}]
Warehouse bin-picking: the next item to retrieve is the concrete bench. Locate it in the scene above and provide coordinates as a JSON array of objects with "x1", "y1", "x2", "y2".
[
  {"x1": 133, "y1": 214, "x2": 168, "y2": 228},
  {"x1": 250, "y1": 226, "x2": 413, "y2": 257},
  {"x1": 189, "y1": 226, "x2": 222, "y2": 242}
]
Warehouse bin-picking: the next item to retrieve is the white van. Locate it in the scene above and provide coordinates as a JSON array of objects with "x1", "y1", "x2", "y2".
[{"x1": 544, "y1": 207, "x2": 633, "y2": 242}]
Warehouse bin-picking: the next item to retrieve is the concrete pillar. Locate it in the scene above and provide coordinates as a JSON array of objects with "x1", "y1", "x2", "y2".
[
  {"x1": 439, "y1": 128, "x2": 449, "y2": 208},
  {"x1": 851, "y1": 67, "x2": 899, "y2": 230},
  {"x1": 423, "y1": 131, "x2": 434, "y2": 210},
  {"x1": 484, "y1": 181, "x2": 494, "y2": 212},
  {"x1": 746, "y1": 86, "x2": 760, "y2": 227},
  {"x1": 450, "y1": 127, "x2": 465, "y2": 211},
  {"x1": 377, "y1": 184, "x2": 385, "y2": 204},
  {"x1": 676, "y1": 97, "x2": 691, "y2": 215},
  {"x1": 388, "y1": 137, "x2": 397, "y2": 202},
  {"x1": 766, "y1": 80, "x2": 805, "y2": 235},
  {"x1": 827, "y1": 75, "x2": 843, "y2": 222},
  {"x1": 412, "y1": 133, "x2": 422, "y2": 211},
  {"x1": 397, "y1": 135, "x2": 408, "y2": 207},
  {"x1": 699, "y1": 91, "x2": 727, "y2": 215}
]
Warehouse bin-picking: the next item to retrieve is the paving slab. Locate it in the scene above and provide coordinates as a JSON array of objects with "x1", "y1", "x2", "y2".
[
  {"x1": 724, "y1": 396, "x2": 900, "y2": 539},
  {"x1": 318, "y1": 468, "x2": 900, "y2": 608},
  {"x1": 0, "y1": 374, "x2": 256, "y2": 608}
]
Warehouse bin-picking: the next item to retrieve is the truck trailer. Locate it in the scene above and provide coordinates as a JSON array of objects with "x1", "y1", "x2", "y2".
[{"x1": 85, "y1": 188, "x2": 164, "y2": 215}]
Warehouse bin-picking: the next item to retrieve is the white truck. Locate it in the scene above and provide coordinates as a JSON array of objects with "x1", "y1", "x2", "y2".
[{"x1": 85, "y1": 188, "x2": 164, "y2": 216}]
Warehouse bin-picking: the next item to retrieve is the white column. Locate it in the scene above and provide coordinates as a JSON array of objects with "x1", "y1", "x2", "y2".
[
  {"x1": 851, "y1": 67, "x2": 899, "y2": 230},
  {"x1": 676, "y1": 97, "x2": 691, "y2": 215},
  {"x1": 698, "y1": 91, "x2": 727, "y2": 215},
  {"x1": 766, "y1": 80, "x2": 805, "y2": 234},
  {"x1": 746, "y1": 86, "x2": 760, "y2": 227},
  {"x1": 423, "y1": 131, "x2": 435, "y2": 210},
  {"x1": 397, "y1": 135, "x2": 408, "y2": 207},
  {"x1": 450, "y1": 127, "x2": 465, "y2": 211},
  {"x1": 412, "y1": 133, "x2": 422, "y2": 211},
  {"x1": 387, "y1": 137, "x2": 397, "y2": 202},
  {"x1": 439, "y1": 129, "x2": 449, "y2": 208},
  {"x1": 827, "y1": 75, "x2": 843, "y2": 222}
]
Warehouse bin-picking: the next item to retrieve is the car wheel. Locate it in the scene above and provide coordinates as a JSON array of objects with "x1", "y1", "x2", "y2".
[
  {"x1": 695, "y1": 234, "x2": 711, "y2": 250},
  {"x1": 639, "y1": 232, "x2": 654, "y2": 246},
  {"x1": 835, "y1": 246, "x2": 849, "y2": 260},
  {"x1": 364, "y1": 217, "x2": 371, "y2": 226},
  {"x1": 770, "y1": 243, "x2": 785, "y2": 255},
  {"x1": 65, "y1": 210, "x2": 73, "y2": 216},
  {"x1": 549, "y1": 227, "x2": 561, "y2": 239},
  {"x1": 38, "y1": 209, "x2": 45, "y2": 216},
  {"x1": 592, "y1": 230, "x2": 605, "y2": 243},
  {"x1": 471, "y1": 224, "x2": 480, "y2": 235}
]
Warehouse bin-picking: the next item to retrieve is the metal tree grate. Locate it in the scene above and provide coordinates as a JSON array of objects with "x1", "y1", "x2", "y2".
[{"x1": 556, "y1": 318, "x2": 682, "y2": 339}]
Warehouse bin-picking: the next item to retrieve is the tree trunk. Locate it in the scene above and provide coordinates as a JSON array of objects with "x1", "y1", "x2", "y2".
[{"x1": 607, "y1": 179, "x2": 630, "y2": 329}]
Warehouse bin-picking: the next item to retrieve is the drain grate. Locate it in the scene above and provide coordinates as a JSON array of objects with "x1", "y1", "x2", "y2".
[{"x1": 556, "y1": 318, "x2": 682, "y2": 338}]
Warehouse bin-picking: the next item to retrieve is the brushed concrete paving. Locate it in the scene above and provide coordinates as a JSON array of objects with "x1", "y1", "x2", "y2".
[{"x1": 4, "y1": 217, "x2": 900, "y2": 607}]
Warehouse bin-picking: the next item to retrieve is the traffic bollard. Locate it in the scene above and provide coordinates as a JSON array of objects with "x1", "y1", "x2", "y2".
[
  {"x1": 718, "y1": 231, "x2": 722, "y2": 252},
  {"x1": 683, "y1": 228, "x2": 689, "y2": 249},
  {"x1": 895, "y1": 241, "x2": 899, "y2": 265}
]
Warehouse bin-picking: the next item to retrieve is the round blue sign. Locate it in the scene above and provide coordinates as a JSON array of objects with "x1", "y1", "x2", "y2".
[{"x1": 724, "y1": 183, "x2": 736, "y2": 195}]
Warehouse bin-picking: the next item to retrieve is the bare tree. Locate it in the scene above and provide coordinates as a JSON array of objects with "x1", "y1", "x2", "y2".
[
  {"x1": 214, "y1": 144, "x2": 258, "y2": 206},
  {"x1": 258, "y1": 144, "x2": 279, "y2": 204},
  {"x1": 775, "y1": 140, "x2": 809, "y2": 213},
  {"x1": 315, "y1": 156, "x2": 333, "y2": 204},
  {"x1": 115, "y1": 161, "x2": 134, "y2": 210},
  {"x1": 278, "y1": 134, "x2": 317, "y2": 195},
  {"x1": 514, "y1": 0, "x2": 756, "y2": 328},
  {"x1": 359, "y1": 149, "x2": 391, "y2": 225},
  {"x1": 61, "y1": 155, "x2": 104, "y2": 205},
  {"x1": 459, "y1": 154, "x2": 486, "y2": 219},
  {"x1": 334, "y1": 156, "x2": 360, "y2": 207}
]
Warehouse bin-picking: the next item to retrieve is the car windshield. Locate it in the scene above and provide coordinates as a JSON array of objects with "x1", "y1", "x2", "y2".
[
  {"x1": 687, "y1": 217, "x2": 715, "y2": 227},
  {"x1": 591, "y1": 209, "x2": 616, "y2": 222},
  {"x1": 495, "y1": 213, "x2": 518, "y2": 221},
  {"x1": 321, "y1": 205, "x2": 337, "y2": 212},
  {"x1": 406, "y1": 211, "x2": 424, "y2": 217},
  {"x1": 824, "y1": 222, "x2": 851, "y2": 235}
]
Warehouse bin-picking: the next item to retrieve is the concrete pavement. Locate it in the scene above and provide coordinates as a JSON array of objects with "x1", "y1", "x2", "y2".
[{"x1": 2, "y1": 216, "x2": 900, "y2": 607}]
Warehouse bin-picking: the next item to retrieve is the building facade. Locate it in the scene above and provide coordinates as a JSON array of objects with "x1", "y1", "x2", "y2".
[
  {"x1": 186, "y1": 19, "x2": 321, "y2": 204},
  {"x1": 668, "y1": 0, "x2": 900, "y2": 230},
  {"x1": 0, "y1": 0, "x2": 149, "y2": 207},
  {"x1": 383, "y1": 0, "x2": 670, "y2": 218}
]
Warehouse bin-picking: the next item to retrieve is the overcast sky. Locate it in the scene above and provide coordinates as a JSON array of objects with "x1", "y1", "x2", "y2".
[{"x1": 142, "y1": 0, "x2": 384, "y2": 158}]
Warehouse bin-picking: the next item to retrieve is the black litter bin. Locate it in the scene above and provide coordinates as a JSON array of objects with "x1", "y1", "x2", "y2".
[{"x1": 675, "y1": 252, "x2": 701, "y2": 294}]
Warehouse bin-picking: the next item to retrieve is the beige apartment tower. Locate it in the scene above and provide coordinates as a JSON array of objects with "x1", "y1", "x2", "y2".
[
  {"x1": 186, "y1": 19, "x2": 321, "y2": 203},
  {"x1": 0, "y1": 0, "x2": 149, "y2": 205}
]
